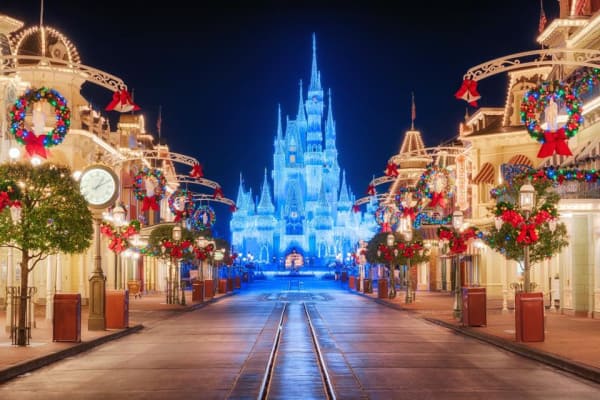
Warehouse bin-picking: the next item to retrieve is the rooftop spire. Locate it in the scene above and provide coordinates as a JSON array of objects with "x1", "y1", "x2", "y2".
[
  {"x1": 339, "y1": 170, "x2": 350, "y2": 203},
  {"x1": 309, "y1": 33, "x2": 321, "y2": 91},
  {"x1": 257, "y1": 168, "x2": 275, "y2": 214},
  {"x1": 277, "y1": 103, "x2": 283, "y2": 139},
  {"x1": 297, "y1": 80, "x2": 306, "y2": 121}
]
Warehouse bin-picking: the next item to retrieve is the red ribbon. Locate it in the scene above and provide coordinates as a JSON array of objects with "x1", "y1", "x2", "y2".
[
  {"x1": 173, "y1": 210, "x2": 184, "y2": 222},
  {"x1": 537, "y1": 128, "x2": 573, "y2": 158},
  {"x1": 385, "y1": 163, "x2": 398, "y2": 177},
  {"x1": 454, "y1": 79, "x2": 481, "y2": 107},
  {"x1": 450, "y1": 238, "x2": 467, "y2": 254},
  {"x1": 105, "y1": 89, "x2": 141, "y2": 113},
  {"x1": 109, "y1": 237, "x2": 126, "y2": 253},
  {"x1": 517, "y1": 224, "x2": 539, "y2": 245},
  {"x1": 190, "y1": 163, "x2": 204, "y2": 178},
  {"x1": 429, "y1": 191, "x2": 446, "y2": 208},
  {"x1": 213, "y1": 187, "x2": 223, "y2": 199},
  {"x1": 352, "y1": 204, "x2": 360, "y2": 213},
  {"x1": 403, "y1": 207, "x2": 416, "y2": 220},
  {"x1": 367, "y1": 184, "x2": 376, "y2": 196},
  {"x1": 142, "y1": 195, "x2": 160, "y2": 212},
  {"x1": 229, "y1": 204, "x2": 237, "y2": 212},
  {"x1": 24, "y1": 134, "x2": 48, "y2": 159},
  {"x1": 381, "y1": 222, "x2": 391, "y2": 233}
]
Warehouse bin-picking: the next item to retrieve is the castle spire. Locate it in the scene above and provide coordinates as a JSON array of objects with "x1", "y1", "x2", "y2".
[
  {"x1": 297, "y1": 80, "x2": 306, "y2": 121},
  {"x1": 338, "y1": 170, "x2": 350, "y2": 203},
  {"x1": 277, "y1": 103, "x2": 283, "y2": 140},
  {"x1": 325, "y1": 88, "x2": 335, "y2": 139},
  {"x1": 257, "y1": 168, "x2": 275, "y2": 214},
  {"x1": 235, "y1": 173, "x2": 245, "y2": 210},
  {"x1": 309, "y1": 33, "x2": 321, "y2": 91}
]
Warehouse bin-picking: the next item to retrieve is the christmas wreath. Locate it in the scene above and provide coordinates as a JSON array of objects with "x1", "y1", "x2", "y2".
[
  {"x1": 374, "y1": 205, "x2": 400, "y2": 232},
  {"x1": 190, "y1": 204, "x2": 216, "y2": 230},
  {"x1": 415, "y1": 165, "x2": 454, "y2": 209},
  {"x1": 168, "y1": 188, "x2": 194, "y2": 222},
  {"x1": 9, "y1": 87, "x2": 71, "y2": 158},
  {"x1": 133, "y1": 167, "x2": 167, "y2": 212},
  {"x1": 520, "y1": 80, "x2": 582, "y2": 158},
  {"x1": 100, "y1": 219, "x2": 141, "y2": 254}
]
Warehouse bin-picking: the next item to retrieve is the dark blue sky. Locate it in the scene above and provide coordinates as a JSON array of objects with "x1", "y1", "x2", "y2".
[{"x1": 4, "y1": 0, "x2": 560, "y2": 238}]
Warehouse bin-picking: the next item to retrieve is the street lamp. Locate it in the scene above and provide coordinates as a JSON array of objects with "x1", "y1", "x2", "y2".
[
  {"x1": 398, "y1": 216, "x2": 414, "y2": 303},
  {"x1": 452, "y1": 209, "x2": 464, "y2": 319},
  {"x1": 104, "y1": 203, "x2": 127, "y2": 290},
  {"x1": 377, "y1": 233, "x2": 398, "y2": 298},
  {"x1": 519, "y1": 180, "x2": 535, "y2": 293},
  {"x1": 171, "y1": 223, "x2": 183, "y2": 304}
]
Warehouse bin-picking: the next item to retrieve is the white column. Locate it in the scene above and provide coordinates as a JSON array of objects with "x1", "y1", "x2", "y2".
[
  {"x1": 45, "y1": 255, "x2": 54, "y2": 321},
  {"x1": 5, "y1": 248, "x2": 14, "y2": 332}
]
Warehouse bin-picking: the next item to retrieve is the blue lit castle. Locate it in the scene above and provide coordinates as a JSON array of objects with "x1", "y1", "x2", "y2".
[{"x1": 230, "y1": 34, "x2": 377, "y2": 266}]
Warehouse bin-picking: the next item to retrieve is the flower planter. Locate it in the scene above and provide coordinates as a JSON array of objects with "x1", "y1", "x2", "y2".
[{"x1": 515, "y1": 292, "x2": 544, "y2": 342}]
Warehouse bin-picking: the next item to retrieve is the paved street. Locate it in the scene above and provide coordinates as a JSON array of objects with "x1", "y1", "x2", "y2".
[{"x1": 1, "y1": 278, "x2": 599, "y2": 399}]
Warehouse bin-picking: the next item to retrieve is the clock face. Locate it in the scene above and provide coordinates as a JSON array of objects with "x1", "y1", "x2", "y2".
[{"x1": 79, "y1": 166, "x2": 119, "y2": 208}]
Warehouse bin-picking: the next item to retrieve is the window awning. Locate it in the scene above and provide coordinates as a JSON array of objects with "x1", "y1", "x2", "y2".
[
  {"x1": 472, "y1": 162, "x2": 494, "y2": 184},
  {"x1": 508, "y1": 154, "x2": 533, "y2": 167}
]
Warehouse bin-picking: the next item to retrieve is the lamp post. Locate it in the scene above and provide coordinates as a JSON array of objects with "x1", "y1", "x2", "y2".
[
  {"x1": 452, "y1": 209, "x2": 464, "y2": 320},
  {"x1": 110, "y1": 204, "x2": 127, "y2": 290},
  {"x1": 519, "y1": 180, "x2": 535, "y2": 293},
  {"x1": 377, "y1": 233, "x2": 398, "y2": 299},
  {"x1": 172, "y1": 223, "x2": 182, "y2": 305},
  {"x1": 398, "y1": 216, "x2": 414, "y2": 303}
]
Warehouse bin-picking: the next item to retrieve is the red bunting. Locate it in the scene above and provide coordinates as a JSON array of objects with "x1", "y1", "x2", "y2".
[
  {"x1": 24, "y1": 134, "x2": 48, "y2": 159},
  {"x1": 385, "y1": 163, "x2": 399, "y2": 177},
  {"x1": 454, "y1": 79, "x2": 481, "y2": 107},
  {"x1": 190, "y1": 163, "x2": 204, "y2": 178},
  {"x1": 105, "y1": 89, "x2": 140, "y2": 113},
  {"x1": 367, "y1": 184, "x2": 376, "y2": 196},
  {"x1": 537, "y1": 128, "x2": 573, "y2": 158}
]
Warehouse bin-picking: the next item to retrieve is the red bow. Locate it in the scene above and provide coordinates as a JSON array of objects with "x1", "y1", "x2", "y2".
[
  {"x1": 450, "y1": 238, "x2": 467, "y2": 254},
  {"x1": 517, "y1": 224, "x2": 539, "y2": 245},
  {"x1": 171, "y1": 245, "x2": 183, "y2": 259},
  {"x1": 229, "y1": 204, "x2": 237, "y2": 212},
  {"x1": 429, "y1": 191, "x2": 446, "y2": 208},
  {"x1": 122, "y1": 225, "x2": 139, "y2": 238},
  {"x1": 381, "y1": 222, "x2": 392, "y2": 233},
  {"x1": 173, "y1": 210, "x2": 184, "y2": 222},
  {"x1": 352, "y1": 204, "x2": 360, "y2": 213},
  {"x1": 455, "y1": 79, "x2": 481, "y2": 107},
  {"x1": 105, "y1": 89, "x2": 141, "y2": 113},
  {"x1": 109, "y1": 237, "x2": 126, "y2": 253},
  {"x1": 190, "y1": 163, "x2": 204, "y2": 178},
  {"x1": 24, "y1": 134, "x2": 48, "y2": 159},
  {"x1": 501, "y1": 210, "x2": 524, "y2": 228},
  {"x1": 142, "y1": 195, "x2": 160, "y2": 212},
  {"x1": 403, "y1": 207, "x2": 416, "y2": 220},
  {"x1": 438, "y1": 228, "x2": 454, "y2": 241},
  {"x1": 0, "y1": 192, "x2": 11, "y2": 209},
  {"x1": 367, "y1": 184, "x2": 376, "y2": 196},
  {"x1": 385, "y1": 163, "x2": 398, "y2": 177},
  {"x1": 213, "y1": 187, "x2": 223, "y2": 199},
  {"x1": 537, "y1": 128, "x2": 573, "y2": 158}
]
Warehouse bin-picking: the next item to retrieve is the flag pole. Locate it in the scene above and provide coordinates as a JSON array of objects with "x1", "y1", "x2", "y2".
[{"x1": 411, "y1": 92, "x2": 416, "y2": 130}]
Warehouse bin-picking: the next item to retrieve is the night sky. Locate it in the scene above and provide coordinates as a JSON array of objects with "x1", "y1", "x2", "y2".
[{"x1": 3, "y1": 0, "x2": 560, "y2": 238}]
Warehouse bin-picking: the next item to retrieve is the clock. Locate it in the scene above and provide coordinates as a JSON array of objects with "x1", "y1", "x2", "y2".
[{"x1": 79, "y1": 164, "x2": 119, "y2": 208}]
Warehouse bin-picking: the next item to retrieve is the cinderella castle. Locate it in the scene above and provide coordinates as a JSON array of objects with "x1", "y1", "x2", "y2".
[{"x1": 230, "y1": 34, "x2": 377, "y2": 267}]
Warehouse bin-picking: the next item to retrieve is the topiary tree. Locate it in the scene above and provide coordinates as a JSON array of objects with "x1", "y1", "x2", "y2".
[
  {"x1": 0, "y1": 162, "x2": 93, "y2": 346},
  {"x1": 366, "y1": 231, "x2": 429, "y2": 299},
  {"x1": 486, "y1": 173, "x2": 569, "y2": 292}
]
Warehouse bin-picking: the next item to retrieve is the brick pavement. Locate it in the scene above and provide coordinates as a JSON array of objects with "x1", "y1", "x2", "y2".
[{"x1": 1, "y1": 280, "x2": 600, "y2": 386}]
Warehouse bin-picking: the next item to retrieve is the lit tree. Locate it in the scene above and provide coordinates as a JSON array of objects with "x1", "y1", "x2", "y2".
[
  {"x1": 486, "y1": 173, "x2": 569, "y2": 292},
  {"x1": 0, "y1": 162, "x2": 93, "y2": 346}
]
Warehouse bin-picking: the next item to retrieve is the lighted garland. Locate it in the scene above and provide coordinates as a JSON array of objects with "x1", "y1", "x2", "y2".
[
  {"x1": 9, "y1": 87, "x2": 71, "y2": 157},
  {"x1": 415, "y1": 165, "x2": 454, "y2": 208},
  {"x1": 133, "y1": 167, "x2": 167, "y2": 212},
  {"x1": 520, "y1": 80, "x2": 582, "y2": 157},
  {"x1": 168, "y1": 188, "x2": 194, "y2": 221},
  {"x1": 190, "y1": 204, "x2": 216, "y2": 230}
]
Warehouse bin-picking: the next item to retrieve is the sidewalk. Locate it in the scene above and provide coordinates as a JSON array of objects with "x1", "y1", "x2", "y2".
[
  {"x1": 0, "y1": 289, "x2": 234, "y2": 383},
  {"x1": 349, "y1": 282, "x2": 600, "y2": 384}
]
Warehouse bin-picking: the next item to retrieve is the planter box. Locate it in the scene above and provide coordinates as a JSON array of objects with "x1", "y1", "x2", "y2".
[
  {"x1": 462, "y1": 287, "x2": 486, "y2": 327},
  {"x1": 53, "y1": 293, "x2": 81, "y2": 342},
  {"x1": 515, "y1": 292, "x2": 545, "y2": 342}
]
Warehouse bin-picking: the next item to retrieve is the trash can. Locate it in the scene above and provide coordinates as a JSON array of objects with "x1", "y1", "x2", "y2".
[
  {"x1": 378, "y1": 279, "x2": 388, "y2": 299},
  {"x1": 234, "y1": 276, "x2": 241, "y2": 289},
  {"x1": 53, "y1": 293, "x2": 81, "y2": 342},
  {"x1": 462, "y1": 287, "x2": 486, "y2": 327},
  {"x1": 219, "y1": 279, "x2": 228, "y2": 294},
  {"x1": 204, "y1": 280, "x2": 214, "y2": 299},
  {"x1": 349, "y1": 275, "x2": 356, "y2": 290},
  {"x1": 515, "y1": 292, "x2": 545, "y2": 342},
  {"x1": 341, "y1": 271, "x2": 348, "y2": 282},
  {"x1": 227, "y1": 278, "x2": 234, "y2": 292},
  {"x1": 192, "y1": 281, "x2": 204, "y2": 302},
  {"x1": 106, "y1": 290, "x2": 129, "y2": 329}
]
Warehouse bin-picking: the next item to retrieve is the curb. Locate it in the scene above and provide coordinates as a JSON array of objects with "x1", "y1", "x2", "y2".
[
  {"x1": 0, "y1": 290, "x2": 238, "y2": 384},
  {"x1": 348, "y1": 287, "x2": 600, "y2": 385},
  {"x1": 0, "y1": 325, "x2": 143, "y2": 384}
]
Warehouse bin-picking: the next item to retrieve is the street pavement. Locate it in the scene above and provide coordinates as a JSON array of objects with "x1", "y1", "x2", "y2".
[{"x1": 0, "y1": 278, "x2": 600, "y2": 398}]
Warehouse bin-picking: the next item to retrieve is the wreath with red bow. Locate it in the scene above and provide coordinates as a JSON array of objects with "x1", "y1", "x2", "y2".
[
  {"x1": 520, "y1": 80, "x2": 582, "y2": 158},
  {"x1": 190, "y1": 204, "x2": 216, "y2": 230},
  {"x1": 133, "y1": 167, "x2": 167, "y2": 212},
  {"x1": 415, "y1": 165, "x2": 453, "y2": 209},
  {"x1": 100, "y1": 219, "x2": 141, "y2": 254},
  {"x1": 168, "y1": 188, "x2": 194, "y2": 222},
  {"x1": 374, "y1": 205, "x2": 400, "y2": 231},
  {"x1": 9, "y1": 87, "x2": 71, "y2": 159}
]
